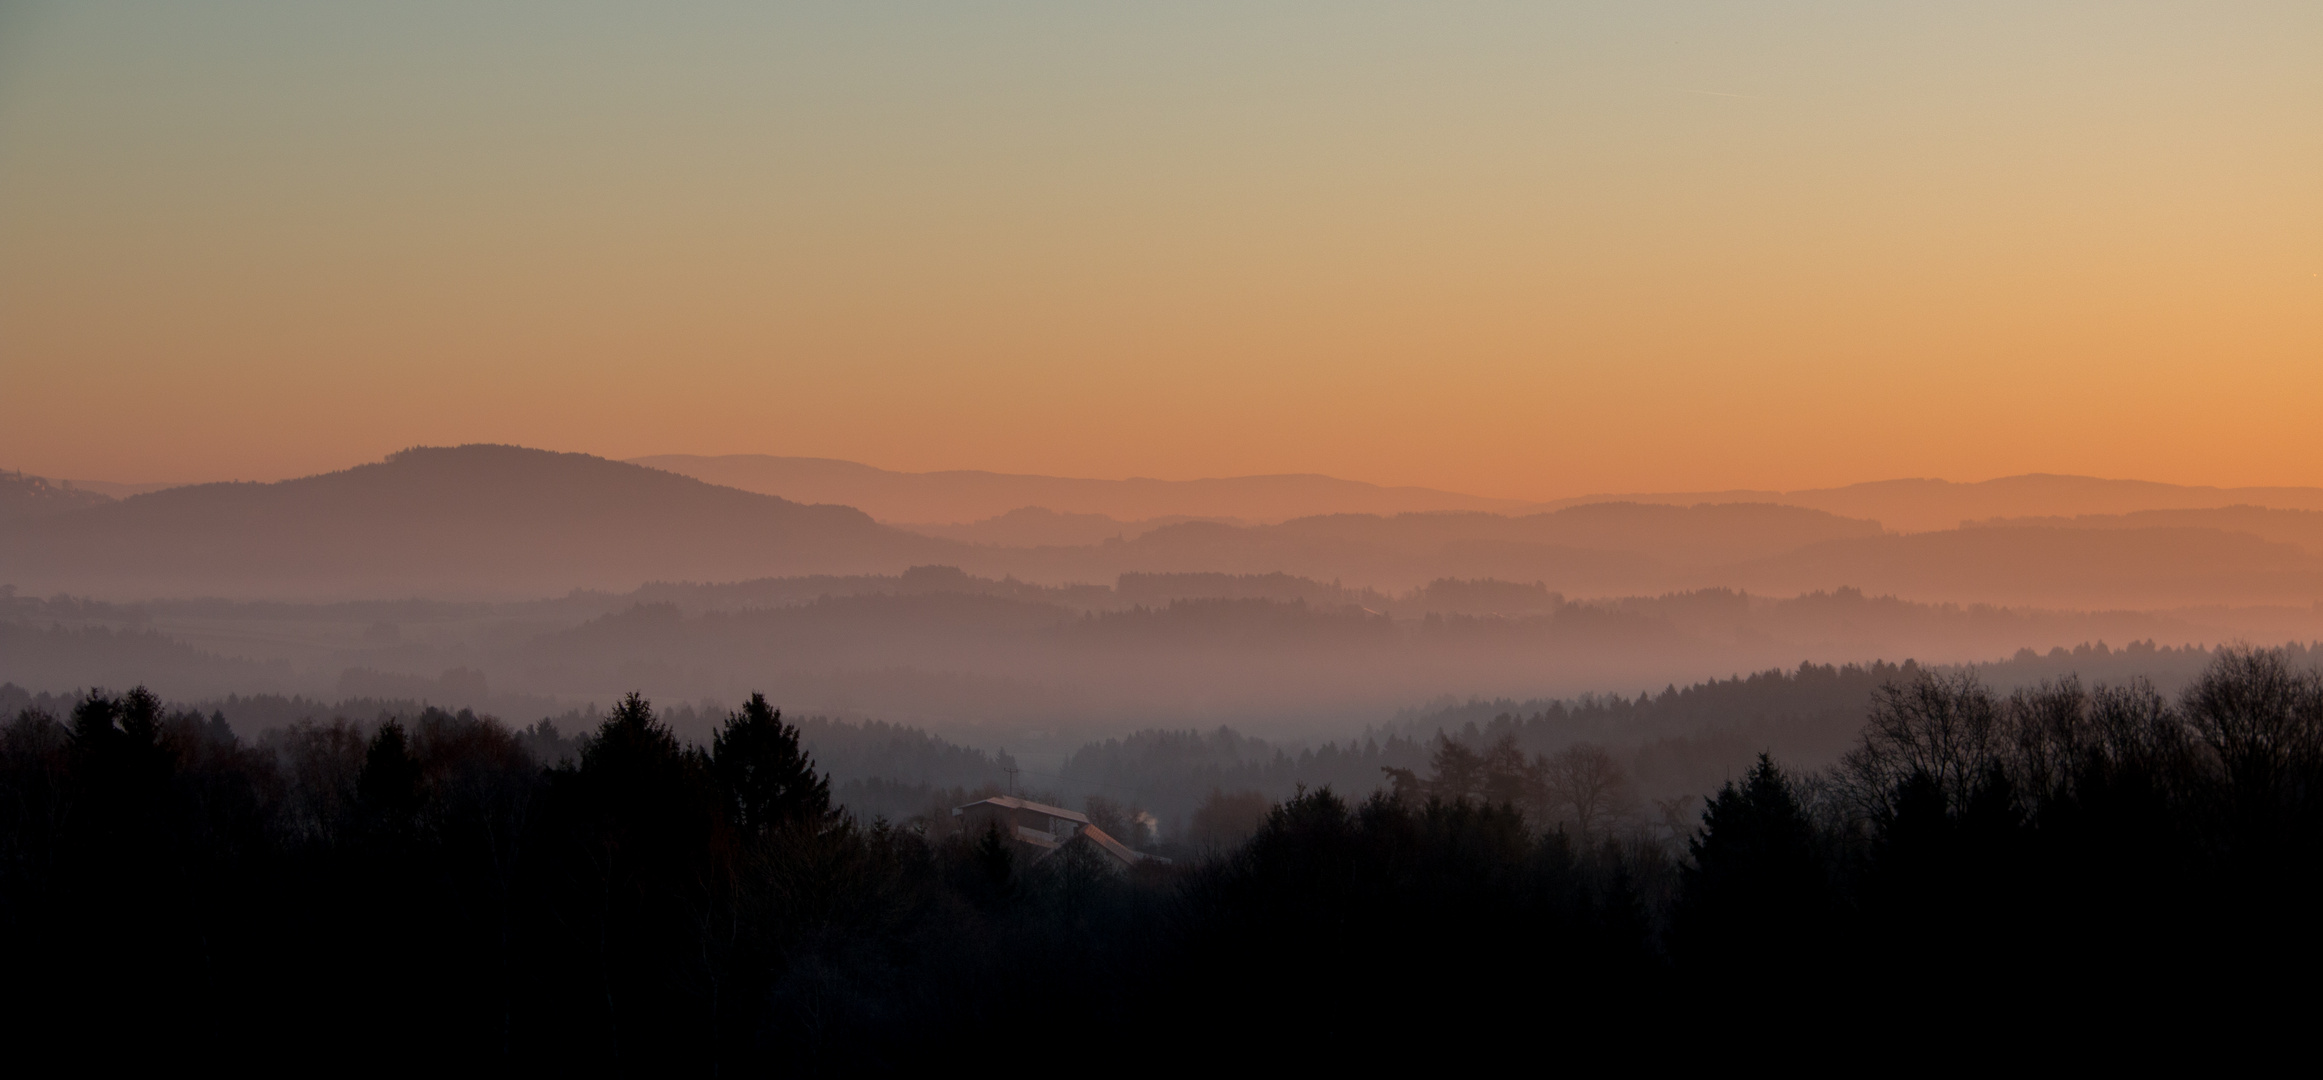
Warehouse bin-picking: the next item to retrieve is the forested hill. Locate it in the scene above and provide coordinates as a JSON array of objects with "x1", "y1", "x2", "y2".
[
  {"x1": 11, "y1": 638, "x2": 2294, "y2": 840},
  {"x1": 0, "y1": 470, "x2": 111, "y2": 522},
  {"x1": 1384, "y1": 640, "x2": 2266, "y2": 799},
  {"x1": 0, "y1": 445, "x2": 962, "y2": 599},
  {"x1": 1391, "y1": 638, "x2": 2239, "y2": 746},
  {"x1": 8, "y1": 649, "x2": 2321, "y2": 1064},
  {"x1": 1039, "y1": 641, "x2": 2281, "y2": 830}
]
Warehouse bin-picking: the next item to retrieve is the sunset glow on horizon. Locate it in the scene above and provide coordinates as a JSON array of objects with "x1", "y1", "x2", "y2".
[{"x1": 3, "y1": 2, "x2": 2318, "y2": 498}]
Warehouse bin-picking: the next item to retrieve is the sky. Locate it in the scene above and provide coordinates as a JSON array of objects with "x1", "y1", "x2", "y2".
[{"x1": 2, "y1": 1, "x2": 2318, "y2": 499}]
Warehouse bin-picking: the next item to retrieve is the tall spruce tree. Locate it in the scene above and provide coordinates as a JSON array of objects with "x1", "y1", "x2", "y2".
[
  {"x1": 710, "y1": 693, "x2": 832, "y2": 835},
  {"x1": 1672, "y1": 753, "x2": 1832, "y2": 975}
]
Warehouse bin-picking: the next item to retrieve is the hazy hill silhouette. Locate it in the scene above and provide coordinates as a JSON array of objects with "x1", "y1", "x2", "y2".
[
  {"x1": 57, "y1": 479, "x2": 186, "y2": 499},
  {"x1": 0, "y1": 446, "x2": 961, "y2": 600},
  {"x1": 1257, "y1": 503, "x2": 1885, "y2": 567},
  {"x1": 628, "y1": 453, "x2": 1535, "y2": 523},
  {"x1": 1969, "y1": 506, "x2": 2323, "y2": 555},
  {"x1": 14, "y1": 447, "x2": 2323, "y2": 612},
  {"x1": 1539, "y1": 474, "x2": 2323, "y2": 533},
  {"x1": 936, "y1": 503, "x2": 2323, "y2": 609},
  {"x1": 895, "y1": 506, "x2": 1237, "y2": 547},
  {"x1": 633, "y1": 456, "x2": 2323, "y2": 535},
  {"x1": 10, "y1": 564, "x2": 2318, "y2": 735},
  {"x1": 1728, "y1": 526, "x2": 2323, "y2": 608},
  {"x1": 410, "y1": 576, "x2": 2318, "y2": 732},
  {"x1": 965, "y1": 502, "x2": 1885, "y2": 593},
  {"x1": 0, "y1": 470, "x2": 114, "y2": 522}
]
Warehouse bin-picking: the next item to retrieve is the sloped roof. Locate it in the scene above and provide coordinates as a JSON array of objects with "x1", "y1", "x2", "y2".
[
  {"x1": 953, "y1": 796, "x2": 1163, "y2": 867},
  {"x1": 951, "y1": 795, "x2": 1089, "y2": 825},
  {"x1": 1074, "y1": 824, "x2": 1148, "y2": 866}
]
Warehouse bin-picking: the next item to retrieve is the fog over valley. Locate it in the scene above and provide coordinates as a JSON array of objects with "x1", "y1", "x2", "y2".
[{"x1": 7, "y1": 445, "x2": 2320, "y2": 774}]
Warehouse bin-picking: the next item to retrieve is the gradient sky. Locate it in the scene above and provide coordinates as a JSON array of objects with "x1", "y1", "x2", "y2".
[{"x1": 2, "y1": 2, "x2": 2317, "y2": 498}]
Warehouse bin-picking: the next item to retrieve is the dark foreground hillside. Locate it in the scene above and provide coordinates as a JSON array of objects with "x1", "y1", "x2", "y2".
[{"x1": 5, "y1": 649, "x2": 2320, "y2": 1066}]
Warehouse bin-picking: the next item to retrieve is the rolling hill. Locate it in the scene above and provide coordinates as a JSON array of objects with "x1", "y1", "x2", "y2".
[
  {"x1": 0, "y1": 445, "x2": 963, "y2": 600},
  {"x1": 950, "y1": 502, "x2": 1888, "y2": 593},
  {"x1": 1968, "y1": 506, "x2": 2323, "y2": 556},
  {"x1": 12, "y1": 446, "x2": 2323, "y2": 612},
  {"x1": 628, "y1": 453, "x2": 1536, "y2": 524},
  {"x1": 1539, "y1": 475, "x2": 2323, "y2": 534},
  {"x1": 1725, "y1": 526, "x2": 2323, "y2": 609}
]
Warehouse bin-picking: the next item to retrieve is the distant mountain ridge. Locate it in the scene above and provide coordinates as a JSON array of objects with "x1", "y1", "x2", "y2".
[
  {"x1": 1727, "y1": 526, "x2": 2323, "y2": 609},
  {"x1": 636, "y1": 454, "x2": 2323, "y2": 536},
  {"x1": 11, "y1": 446, "x2": 2322, "y2": 610},
  {"x1": 935, "y1": 501, "x2": 2323, "y2": 607},
  {"x1": 898, "y1": 506, "x2": 1241, "y2": 547},
  {"x1": 1539, "y1": 474, "x2": 2323, "y2": 534},
  {"x1": 628, "y1": 454, "x2": 1537, "y2": 524},
  {"x1": 0, "y1": 445, "x2": 961, "y2": 600},
  {"x1": 953, "y1": 502, "x2": 1889, "y2": 593},
  {"x1": 1968, "y1": 506, "x2": 2323, "y2": 555}
]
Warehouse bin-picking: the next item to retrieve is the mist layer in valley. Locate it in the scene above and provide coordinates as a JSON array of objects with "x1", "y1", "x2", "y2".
[{"x1": 6, "y1": 444, "x2": 2320, "y2": 774}]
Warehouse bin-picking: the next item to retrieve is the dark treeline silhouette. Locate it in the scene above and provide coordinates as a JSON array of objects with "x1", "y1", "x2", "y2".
[
  {"x1": 0, "y1": 689, "x2": 1015, "y2": 1067},
  {"x1": 1394, "y1": 636, "x2": 2259, "y2": 745},
  {"x1": 1390, "y1": 639, "x2": 2298, "y2": 801},
  {"x1": 1662, "y1": 645, "x2": 2323, "y2": 1030},
  {"x1": 7, "y1": 648, "x2": 2321, "y2": 1063},
  {"x1": 1049, "y1": 642, "x2": 2280, "y2": 840},
  {"x1": 4, "y1": 639, "x2": 2297, "y2": 844}
]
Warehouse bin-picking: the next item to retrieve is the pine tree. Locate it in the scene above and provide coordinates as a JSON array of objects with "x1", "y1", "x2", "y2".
[
  {"x1": 357, "y1": 720, "x2": 423, "y2": 833},
  {"x1": 710, "y1": 693, "x2": 833, "y2": 835},
  {"x1": 1671, "y1": 753, "x2": 1832, "y2": 976}
]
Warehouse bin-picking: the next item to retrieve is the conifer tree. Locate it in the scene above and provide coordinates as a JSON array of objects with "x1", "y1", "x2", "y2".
[
  {"x1": 357, "y1": 720, "x2": 423, "y2": 832},
  {"x1": 1672, "y1": 753, "x2": 1830, "y2": 974},
  {"x1": 710, "y1": 693, "x2": 833, "y2": 835}
]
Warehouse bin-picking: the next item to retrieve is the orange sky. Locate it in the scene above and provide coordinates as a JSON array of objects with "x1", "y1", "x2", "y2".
[{"x1": 2, "y1": 3, "x2": 2318, "y2": 499}]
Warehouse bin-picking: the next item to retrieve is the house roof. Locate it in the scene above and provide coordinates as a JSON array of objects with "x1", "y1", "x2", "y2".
[
  {"x1": 950, "y1": 795, "x2": 1089, "y2": 824},
  {"x1": 952, "y1": 796, "x2": 1165, "y2": 867},
  {"x1": 1075, "y1": 824, "x2": 1147, "y2": 866}
]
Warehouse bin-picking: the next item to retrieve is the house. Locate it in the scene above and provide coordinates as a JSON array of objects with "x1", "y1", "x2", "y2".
[{"x1": 951, "y1": 795, "x2": 1165, "y2": 870}]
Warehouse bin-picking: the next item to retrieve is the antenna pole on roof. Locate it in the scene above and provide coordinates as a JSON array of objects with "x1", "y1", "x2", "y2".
[{"x1": 1003, "y1": 764, "x2": 1019, "y2": 797}]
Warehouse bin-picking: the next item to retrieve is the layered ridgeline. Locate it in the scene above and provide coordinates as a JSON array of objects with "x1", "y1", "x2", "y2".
[
  {"x1": 14, "y1": 445, "x2": 2323, "y2": 609},
  {"x1": 945, "y1": 502, "x2": 2323, "y2": 605},
  {"x1": 962, "y1": 502, "x2": 1885, "y2": 593},
  {"x1": 615, "y1": 457, "x2": 2323, "y2": 606},
  {"x1": 642, "y1": 454, "x2": 2323, "y2": 538},
  {"x1": 1528, "y1": 474, "x2": 2323, "y2": 533},
  {"x1": 0, "y1": 446, "x2": 961, "y2": 599},
  {"x1": 10, "y1": 567, "x2": 2317, "y2": 740},
  {"x1": 627, "y1": 453, "x2": 1537, "y2": 524}
]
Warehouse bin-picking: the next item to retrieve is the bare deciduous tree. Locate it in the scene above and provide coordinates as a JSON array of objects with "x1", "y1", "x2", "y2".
[
  {"x1": 1541, "y1": 742, "x2": 1637, "y2": 839},
  {"x1": 1842, "y1": 670, "x2": 2004, "y2": 818}
]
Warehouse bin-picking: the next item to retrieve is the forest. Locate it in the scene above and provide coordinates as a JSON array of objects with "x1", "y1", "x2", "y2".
[{"x1": 5, "y1": 646, "x2": 2319, "y2": 1066}]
